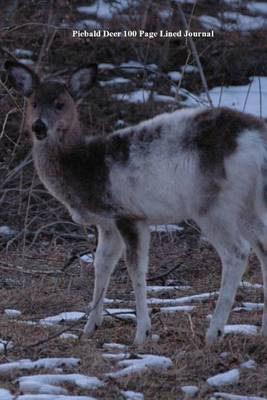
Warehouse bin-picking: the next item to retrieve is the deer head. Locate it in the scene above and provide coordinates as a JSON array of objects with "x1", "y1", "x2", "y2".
[{"x1": 5, "y1": 61, "x2": 97, "y2": 143}]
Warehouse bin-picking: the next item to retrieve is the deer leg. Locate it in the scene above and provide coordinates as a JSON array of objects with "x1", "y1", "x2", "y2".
[
  {"x1": 116, "y1": 219, "x2": 151, "y2": 346},
  {"x1": 254, "y1": 242, "x2": 267, "y2": 335},
  {"x1": 206, "y1": 238, "x2": 249, "y2": 344},
  {"x1": 83, "y1": 224, "x2": 123, "y2": 337}
]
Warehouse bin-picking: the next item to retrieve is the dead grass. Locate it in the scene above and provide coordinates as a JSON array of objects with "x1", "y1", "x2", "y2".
[{"x1": 0, "y1": 226, "x2": 266, "y2": 399}]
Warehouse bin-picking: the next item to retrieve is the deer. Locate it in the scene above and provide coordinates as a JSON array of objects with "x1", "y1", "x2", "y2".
[{"x1": 5, "y1": 60, "x2": 267, "y2": 346}]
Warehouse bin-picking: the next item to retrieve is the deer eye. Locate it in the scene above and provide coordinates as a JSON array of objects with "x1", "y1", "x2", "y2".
[
  {"x1": 33, "y1": 102, "x2": 37, "y2": 108},
  {"x1": 55, "y1": 102, "x2": 64, "y2": 111}
]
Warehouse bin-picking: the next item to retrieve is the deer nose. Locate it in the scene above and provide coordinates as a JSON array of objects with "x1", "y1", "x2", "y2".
[{"x1": 32, "y1": 119, "x2": 47, "y2": 140}]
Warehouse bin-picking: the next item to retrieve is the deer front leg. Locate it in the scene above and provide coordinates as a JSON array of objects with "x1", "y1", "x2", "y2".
[
  {"x1": 116, "y1": 219, "x2": 151, "y2": 346},
  {"x1": 83, "y1": 224, "x2": 123, "y2": 337}
]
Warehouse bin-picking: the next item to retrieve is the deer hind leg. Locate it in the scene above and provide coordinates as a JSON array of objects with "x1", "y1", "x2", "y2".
[
  {"x1": 254, "y1": 244, "x2": 267, "y2": 335},
  {"x1": 199, "y1": 218, "x2": 250, "y2": 344},
  {"x1": 116, "y1": 219, "x2": 151, "y2": 346},
  {"x1": 83, "y1": 223, "x2": 123, "y2": 337}
]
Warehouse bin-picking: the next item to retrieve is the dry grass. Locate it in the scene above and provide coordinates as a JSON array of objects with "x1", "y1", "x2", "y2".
[{"x1": 0, "y1": 226, "x2": 266, "y2": 399}]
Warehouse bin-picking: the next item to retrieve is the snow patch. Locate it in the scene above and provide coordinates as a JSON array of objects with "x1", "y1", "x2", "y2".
[
  {"x1": 75, "y1": 19, "x2": 102, "y2": 29},
  {"x1": 18, "y1": 373, "x2": 104, "y2": 390},
  {"x1": 150, "y1": 224, "x2": 184, "y2": 232},
  {"x1": 160, "y1": 305, "x2": 196, "y2": 313},
  {"x1": 4, "y1": 309, "x2": 22, "y2": 318},
  {"x1": 181, "y1": 385, "x2": 199, "y2": 396},
  {"x1": 212, "y1": 393, "x2": 266, "y2": 400},
  {"x1": 104, "y1": 308, "x2": 136, "y2": 321},
  {"x1": 80, "y1": 254, "x2": 94, "y2": 263},
  {"x1": 0, "y1": 388, "x2": 13, "y2": 400},
  {"x1": 103, "y1": 342, "x2": 128, "y2": 351},
  {"x1": 105, "y1": 354, "x2": 172, "y2": 378},
  {"x1": 39, "y1": 312, "x2": 85, "y2": 326},
  {"x1": 59, "y1": 333, "x2": 78, "y2": 340},
  {"x1": 0, "y1": 226, "x2": 16, "y2": 236},
  {"x1": 147, "y1": 292, "x2": 218, "y2": 305},
  {"x1": 146, "y1": 285, "x2": 191, "y2": 293},
  {"x1": 224, "y1": 324, "x2": 258, "y2": 336},
  {"x1": 121, "y1": 390, "x2": 144, "y2": 400},
  {"x1": 168, "y1": 71, "x2": 182, "y2": 82},
  {"x1": 99, "y1": 77, "x2": 131, "y2": 87},
  {"x1": 0, "y1": 340, "x2": 13, "y2": 353},
  {"x1": 240, "y1": 359, "x2": 257, "y2": 369},
  {"x1": 0, "y1": 358, "x2": 79, "y2": 376},
  {"x1": 247, "y1": 2, "x2": 267, "y2": 15},
  {"x1": 207, "y1": 368, "x2": 240, "y2": 387},
  {"x1": 77, "y1": 0, "x2": 137, "y2": 20},
  {"x1": 199, "y1": 77, "x2": 267, "y2": 118}
]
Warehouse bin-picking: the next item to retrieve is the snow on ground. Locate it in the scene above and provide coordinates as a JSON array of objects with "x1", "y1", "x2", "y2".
[
  {"x1": 104, "y1": 308, "x2": 136, "y2": 321},
  {"x1": 80, "y1": 254, "x2": 94, "y2": 263},
  {"x1": 19, "y1": 380, "x2": 68, "y2": 395},
  {"x1": 105, "y1": 354, "x2": 172, "y2": 378},
  {"x1": 121, "y1": 390, "x2": 144, "y2": 400},
  {"x1": 181, "y1": 65, "x2": 198, "y2": 74},
  {"x1": 196, "y1": 77, "x2": 267, "y2": 118},
  {"x1": 147, "y1": 292, "x2": 218, "y2": 305},
  {"x1": 14, "y1": 49, "x2": 33, "y2": 57},
  {"x1": 0, "y1": 340, "x2": 13, "y2": 353},
  {"x1": 120, "y1": 60, "x2": 157, "y2": 73},
  {"x1": 113, "y1": 90, "x2": 176, "y2": 104},
  {"x1": 17, "y1": 59, "x2": 34, "y2": 65},
  {"x1": 99, "y1": 77, "x2": 131, "y2": 87},
  {"x1": 199, "y1": 15, "x2": 224, "y2": 30},
  {"x1": 233, "y1": 302, "x2": 264, "y2": 312},
  {"x1": 0, "y1": 226, "x2": 16, "y2": 236},
  {"x1": 103, "y1": 343, "x2": 128, "y2": 351},
  {"x1": 199, "y1": 12, "x2": 267, "y2": 32},
  {"x1": 146, "y1": 285, "x2": 191, "y2": 293},
  {"x1": 150, "y1": 224, "x2": 184, "y2": 232},
  {"x1": 181, "y1": 385, "x2": 199, "y2": 396},
  {"x1": 224, "y1": 324, "x2": 258, "y2": 336},
  {"x1": 240, "y1": 281, "x2": 263, "y2": 289},
  {"x1": 247, "y1": 2, "x2": 267, "y2": 15},
  {"x1": 168, "y1": 71, "x2": 182, "y2": 82},
  {"x1": 207, "y1": 368, "x2": 240, "y2": 387},
  {"x1": 77, "y1": 0, "x2": 137, "y2": 20},
  {"x1": 240, "y1": 359, "x2": 257, "y2": 370},
  {"x1": 75, "y1": 19, "x2": 102, "y2": 29},
  {"x1": 59, "y1": 333, "x2": 78, "y2": 340},
  {"x1": 39, "y1": 312, "x2": 85, "y2": 326},
  {"x1": 98, "y1": 63, "x2": 115, "y2": 70},
  {"x1": 0, "y1": 358, "x2": 80, "y2": 376},
  {"x1": 102, "y1": 352, "x2": 128, "y2": 361},
  {"x1": 4, "y1": 309, "x2": 22, "y2": 318},
  {"x1": 113, "y1": 89, "x2": 151, "y2": 103},
  {"x1": 222, "y1": 11, "x2": 267, "y2": 31},
  {"x1": 211, "y1": 393, "x2": 267, "y2": 400},
  {"x1": 0, "y1": 388, "x2": 13, "y2": 400},
  {"x1": 18, "y1": 373, "x2": 104, "y2": 390},
  {"x1": 160, "y1": 305, "x2": 196, "y2": 313}
]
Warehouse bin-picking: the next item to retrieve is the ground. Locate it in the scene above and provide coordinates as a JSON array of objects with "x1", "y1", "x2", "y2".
[{"x1": 1, "y1": 0, "x2": 267, "y2": 399}]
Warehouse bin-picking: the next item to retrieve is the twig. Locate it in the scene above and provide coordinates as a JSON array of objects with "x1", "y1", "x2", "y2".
[
  {"x1": 147, "y1": 262, "x2": 183, "y2": 281},
  {"x1": 7, "y1": 288, "x2": 105, "y2": 353},
  {"x1": 177, "y1": 3, "x2": 213, "y2": 107}
]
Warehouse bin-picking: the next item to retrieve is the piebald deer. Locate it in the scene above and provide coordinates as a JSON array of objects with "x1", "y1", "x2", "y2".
[{"x1": 5, "y1": 61, "x2": 267, "y2": 345}]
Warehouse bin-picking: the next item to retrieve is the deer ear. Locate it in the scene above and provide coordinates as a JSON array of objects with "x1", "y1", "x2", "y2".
[
  {"x1": 68, "y1": 64, "x2": 97, "y2": 100},
  {"x1": 5, "y1": 61, "x2": 39, "y2": 97}
]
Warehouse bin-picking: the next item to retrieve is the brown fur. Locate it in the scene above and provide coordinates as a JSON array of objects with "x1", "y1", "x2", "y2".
[{"x1": 183, "y1": 107, "x2": 265, "y2": 175}]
